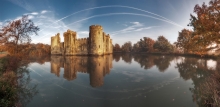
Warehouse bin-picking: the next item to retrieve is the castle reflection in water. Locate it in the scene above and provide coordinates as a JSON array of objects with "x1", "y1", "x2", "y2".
[{"x1": 50, "y1": 55, "x2": 113, "y2": 87}]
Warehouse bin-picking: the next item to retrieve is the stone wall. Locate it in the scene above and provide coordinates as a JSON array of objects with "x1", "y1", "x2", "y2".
[{"x1": 51, "y1": 25, "x2": 113, "y2": 56}]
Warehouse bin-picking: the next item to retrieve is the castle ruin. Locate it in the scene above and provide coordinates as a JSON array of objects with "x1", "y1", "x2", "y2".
[{"x1": 51, "y1": 25, "x2": 113, "y2": 55}]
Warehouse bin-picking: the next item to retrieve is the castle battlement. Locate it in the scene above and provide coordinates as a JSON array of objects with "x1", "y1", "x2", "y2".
[
  {"x1": 89, "y1": 25, "x2": 103, "y2": 30},
  {"x1": 64, "y1": 30, "x2": 77, "y2": 36},
  {"x1": 51, "y1": 25, "x2": 113, "y2": 55}
]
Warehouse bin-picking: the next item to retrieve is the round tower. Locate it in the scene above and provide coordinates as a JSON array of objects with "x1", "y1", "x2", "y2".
[{"x1": 89, "y1": 25, "x2": 104, "y2": 55}]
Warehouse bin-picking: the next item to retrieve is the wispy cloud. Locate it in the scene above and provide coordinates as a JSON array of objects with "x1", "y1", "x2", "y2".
[
  {"x1": 15, "y1": 16, "x2": 22, "y2": 20},
  {"x1": 66, "y1": 13, "x2": 183, "y2": 28},
  {"x1": 8, "y1": 0, "x2": 34, "y2": 11},
  {"x1": 0, "y1": 22, "x2": 2, "y2": 27},
  {"x1": 41, "y1": 10, "x2": 49, "y2": 14},
  {"x1": 110, "y1": 22, "x2": 159, "y2": 36},
  {"x1": 28, "y1": 15, "x2": 34, "y2": 19},
  {"x1": 52, "y1": 5, "x2": 181, "y2": 27},
  {"x1": 24, "y1": 12, "x2": 39, "y2": 16},
  {"x1": 134, "y1": 27, "x2": 155, "y2": 31},
  {"x1": 30, "y1": 12, "x2": 38, "y2": 15},
  {"x1": 29, "y1": 11, "x2": 71, "y2": 44}
]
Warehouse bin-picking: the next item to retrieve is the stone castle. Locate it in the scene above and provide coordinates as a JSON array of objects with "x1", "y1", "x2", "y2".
[{"x1": 51, "y1": 25, "x2": 113, "y2": 55}]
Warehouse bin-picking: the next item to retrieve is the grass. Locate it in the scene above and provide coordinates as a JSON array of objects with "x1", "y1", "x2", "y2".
[{"x1": 0, "y1": 52, "x2": 8, "y2": 59}]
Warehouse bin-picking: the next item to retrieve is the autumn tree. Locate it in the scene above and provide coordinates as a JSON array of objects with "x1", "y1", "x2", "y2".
[
  {"x1": 121, "y1": 41, "x2": 132, "y2": 52},
  {"x1": 176, "y1": 29, "x2": 193, "y2": 53},
  {"x1": 0, "y1": 15, "x2": 39, "y2": 54},
  {"x1": 133, "y1": 42, "x2": 141, "y2": 52},
  {"x1": 153, "y1": 36, "x2": 173, "y2": 52},
  {"x1": 113, "y1": 43, "x2": 121, "y2": 52},
  {"x1": 142, "y1": 37, "x2": 155, "y2": 52},
  {"x1": 188, "y1": 0, "x2": 220, "y2": 52}
]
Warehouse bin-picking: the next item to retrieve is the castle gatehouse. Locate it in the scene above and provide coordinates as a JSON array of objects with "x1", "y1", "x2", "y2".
[{"x1": 51, "y1": 25, "x2": 113, "y2": 55}]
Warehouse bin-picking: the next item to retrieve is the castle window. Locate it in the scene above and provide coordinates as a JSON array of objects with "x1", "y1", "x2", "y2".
[{"x1": 99, "y1": 45, "x2": 100, "y2": 48}]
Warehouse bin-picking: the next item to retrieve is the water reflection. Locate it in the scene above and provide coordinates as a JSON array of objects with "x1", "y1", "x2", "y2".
[
  {"x1": 175, "y1": 57, "x2": 220, "y2": 106},
  {"x1": 51, "y1": 55, "x2": 113, "y2": 87},
  {"x1": 133, "y1": 54, "x2": 174, "y2": 72},
  {"x1": 113, "y1": 54, "x2": 220, "y2": 106},
  {"x1": 26, "y1": 54, "x2": 220, "y2": 107}
]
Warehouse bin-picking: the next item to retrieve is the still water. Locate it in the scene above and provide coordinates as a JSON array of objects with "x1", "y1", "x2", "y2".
[{"x1": 25, "y1": 54, "x2": 218, "y2": 107}]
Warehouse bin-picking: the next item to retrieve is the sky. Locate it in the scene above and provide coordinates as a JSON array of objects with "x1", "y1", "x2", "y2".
[{"x1": 0, "y1": 0, "x2": 209, "y2": 45}]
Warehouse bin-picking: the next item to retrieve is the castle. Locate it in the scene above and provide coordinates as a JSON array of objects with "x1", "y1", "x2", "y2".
[{"x1": 51, "y1": 25, "x2": 113, "y2": 55}]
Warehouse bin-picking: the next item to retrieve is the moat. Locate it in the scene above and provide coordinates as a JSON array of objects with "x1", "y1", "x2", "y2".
[{"x1": 25, "y1": 54, "x2": 218, "y2": 107}]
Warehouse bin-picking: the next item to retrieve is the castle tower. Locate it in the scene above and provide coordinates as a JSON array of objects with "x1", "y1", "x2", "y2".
[
  {"x1": 51, "y1": 33, "x2": 62, "y2": 55},
  {"x1": 63, "y1": 29, "x2": 77, "y2": 55},
  {"x1": 89, "y1": 25, "x2": 104, "y2": 55}
]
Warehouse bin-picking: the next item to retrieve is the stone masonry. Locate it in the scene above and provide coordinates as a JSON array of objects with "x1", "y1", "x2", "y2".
[{"x1": 51, "y1": 25, "x2": 113, "y2": 55}]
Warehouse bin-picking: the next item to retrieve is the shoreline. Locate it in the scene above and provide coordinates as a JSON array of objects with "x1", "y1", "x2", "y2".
[{"x1": 113, "y1": 52, "x2": 219, "y2": 59}]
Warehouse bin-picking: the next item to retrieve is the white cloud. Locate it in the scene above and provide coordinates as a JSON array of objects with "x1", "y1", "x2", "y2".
[
  {"x1": 130, "y1": 22, "x2": 141, "y2": 25},
  {"x1": 24, "y1": 12, "x2": 38, "y2": 16},
  {"x1": 28, "y1": 15, "x2": 34, "y2": 19},
  {"x1": 41, "y1": 10, "x2": 49, "y2": 14},
  {"x1": 15, "y1": 16, "x2": 22, "y2": 20},
  {"x1": 31, "y1": 12, "x2": 38, "y2": 15},
  {"x1": 134, "y1": 27, "x2": 159, "y2": 31}
]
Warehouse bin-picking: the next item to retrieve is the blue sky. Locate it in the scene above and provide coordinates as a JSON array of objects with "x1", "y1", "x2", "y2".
[{"x1": 0, "y1": 0, "x2": 209, "y2": 45}]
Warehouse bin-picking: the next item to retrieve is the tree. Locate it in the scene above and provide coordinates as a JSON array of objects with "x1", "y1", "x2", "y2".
[
  {"x1": 121, "y1": 41, "x2": 132, "y2": 52},
  {"x1": 176, "y1": 29, "x2": 193, "y2": 53},
  {"x1": 0, "y1": 15, "x2": 39, "y2": 54},
  {"x1": 153, "y1": 36, "x2": 174, "y2": 52},
  {"x1": 133, "y1": 42, "x2": 141, "y2": 52},
  {"x1": 113, "y1": 43, "x2": 121, "y2": 52},
  {"x1": 188, "y1": 0, "x2": 220, "y2": 51},
  {"x1": 143, "y1": 37, "x2": 155, "y2": 52}
]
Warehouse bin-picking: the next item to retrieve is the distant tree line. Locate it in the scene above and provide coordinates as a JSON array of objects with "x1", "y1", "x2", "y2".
[{"x1": 113, "y1": 35, "x2": 174, "y2": 53}]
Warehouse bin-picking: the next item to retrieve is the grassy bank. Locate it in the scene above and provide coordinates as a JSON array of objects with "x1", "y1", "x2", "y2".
[
  {"x1": 0, "y1": 56, "x2": 19, "y2": 107},
  {"x1": 0, "y1": 53, "x2": 7, "y2": 59}
]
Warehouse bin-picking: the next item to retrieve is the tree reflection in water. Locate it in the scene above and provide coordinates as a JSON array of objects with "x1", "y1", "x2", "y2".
[
  {"x1": 175, "y1": 57, "x2": 220, "y2": 107},
  {"x1": 114, "y1": 54, "x2": 220, "y2": 107},
  {"x1": 16, "y1": 66, "x2": 38, "y2": 107},
  {"x1": 133, "y1": 54, "x2": 174, "y2": 72},
  {"x1": 16, "y1": 55, "x2": 52, "y2": 106},
  {"x1": 0, "y1": 55, "x2": 45, "y2": 107}
]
